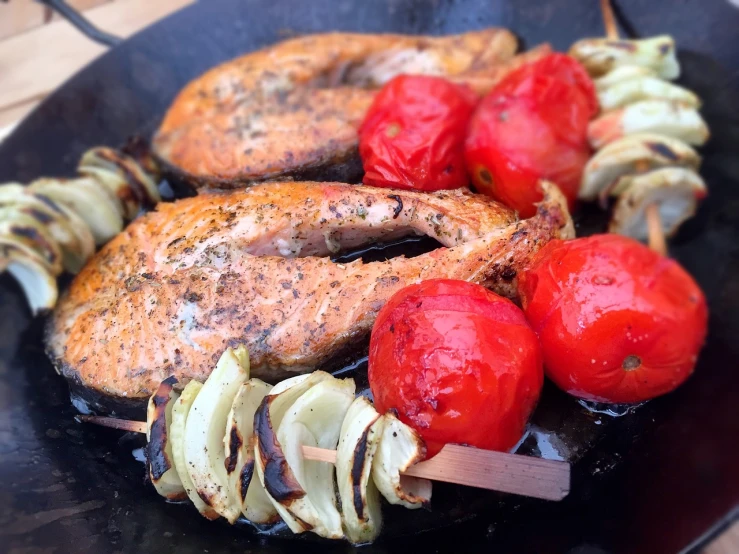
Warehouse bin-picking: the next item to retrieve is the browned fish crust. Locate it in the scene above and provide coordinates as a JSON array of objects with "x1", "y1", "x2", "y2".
[
  {"x1": 152, "y1": 31, "x2": 551, "y2": 190},
  {"x1": 46, "y1": 182, "x2": 573, "y2": 404}
]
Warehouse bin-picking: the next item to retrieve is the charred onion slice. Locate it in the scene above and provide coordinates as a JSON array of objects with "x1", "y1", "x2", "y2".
[
  {"x1": 224, "y1": 378, "x2": 277, "y2": 524},
  {"x1": 275, "y1": 378, "x2": 355, "y2": 539},
  {"x1": 183, "y1": 346, "x2": 250, "y2": 523},
  {"x1": 28, "y1": 178, "x2": 124, "y2": 244},
  {"x1": 372, "y1": 412, "x2": 431, "y2": 509},
  {"x1": 253, "y1": 371, "x2": 333, "y2": 535},
  {"x1": 78, "y1": 147, "x2": 161, "y2": 218},
  {"x1": 170, "y1": 380, "x2": 219, "y2": 520},
  {"x1": 0, "y1": 208, "x2": 63, "y2": 275},
  {"x1": 146, "y1": 376, "x2": 186, "y2": 501},
  {"x1": 579, "y1": 133, "x2": 700, "y2": 202},
  {"x1": 593, "y1": 65, "x2": 656, "y2": 91},
  {"x1": 609, "y1": 167, "x2": 707, "y2": 240},
  {"x1": 597, "y1": 76, "x2": 700, "y2": 111},
  {"x1": 40, "y1": 198, "x2": 96, "y2": 272},
  {"x1": 0, "y1": 189, "x2": 95, "y2": 273},
  {"x1": 0, "y1": 236, "x2": 56, "y2": 273},
  {"x1": 336, "y1": 396, "x2": 386, "y2": 544},
  {"x1": 0, "y1": 241, "x2": 58, "y2": 314},
  {"x1": 587, "y1": 100, "x2": 709, "y2": 150},
  {"x1": 568, "y1": 35, "x2": 679, "y2": 79},
  {"x1": 78, "y1": 166, "x2": 139, "y2": 221},
  {"x1": 68, "y1": 175, "x2": 128, "y2": 224}
]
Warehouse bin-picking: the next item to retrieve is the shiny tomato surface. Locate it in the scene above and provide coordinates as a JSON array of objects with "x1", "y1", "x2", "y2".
[
  {"x1": 496, "y1": 53, "x2": 599, "y2": 120},
  {"x1": 465, "y1": 54, "x2": 595, "y2": 218},
  {"x1": 359, "y1": 75, "x2": 477, "y2": 191},
  {"x1": 368, "y1": 279, "x2": 543, "y2": 457},
  {"x1": 519, "y1": 235, "x2": 708, "y2": 404},
  {"x1": 465, "y1": 93, "x2": 591, "y2": 218}
]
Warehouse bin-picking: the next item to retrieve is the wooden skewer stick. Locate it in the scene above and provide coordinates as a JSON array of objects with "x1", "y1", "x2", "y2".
[
  {"x1": 78, "y1": 415, "x2": 148, "y2": 434},
  {"x1": 646, "y1": 204, "x2": 667, "y2": 256},
  {"x1": 77, "y1": 415, "x2": 570, "y2": 501},
  {"x1": 599, "y1": 0, "x2": 668, "y2": 255},
  {"x1": 600, "y1": 0, "x2": 619, "y2": 40}
]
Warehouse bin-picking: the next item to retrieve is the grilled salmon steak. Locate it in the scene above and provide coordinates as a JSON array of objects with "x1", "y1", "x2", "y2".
[
  {"x1": 153, "y1": 30, "x2": 551, "y2": 190},
  {"x1": 47, "y1": 182, "x2": 573, "y2": 403}
]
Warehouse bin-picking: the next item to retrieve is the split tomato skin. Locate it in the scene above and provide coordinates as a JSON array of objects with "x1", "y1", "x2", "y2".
[
  {"x1": 358, "y1": 75, "x2": 478, "y2": 192},
  {"x1": 368, "y1": 279, "x2": 543, "y2": 458},
  {"x1": 519, "y1": 235, "x2": 708, "y2": 404}
]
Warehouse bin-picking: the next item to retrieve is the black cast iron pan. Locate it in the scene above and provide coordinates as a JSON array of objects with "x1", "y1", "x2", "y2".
[{"x1": 1, "y1": 0, "x2": 739, "y2": 552}]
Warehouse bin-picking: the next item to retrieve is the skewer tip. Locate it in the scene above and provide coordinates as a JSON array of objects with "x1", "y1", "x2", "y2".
[
  {"x1": 599, "y1": 0, "x2": 620, "y2": 40},
  {"x1": 77, "y1": 414, "x2": 148, "y2": 434},
  {"x1": 645, "y1": 203, "x2": 668, "y2": 256}
]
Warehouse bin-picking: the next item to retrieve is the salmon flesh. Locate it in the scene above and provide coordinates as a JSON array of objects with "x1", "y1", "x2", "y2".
[
  {"x1": 46, "y1": 182, "x2": 573, "y2": 404},
  {"x1": 153, "y1": 30, "x2": 551, "y2": 190}
]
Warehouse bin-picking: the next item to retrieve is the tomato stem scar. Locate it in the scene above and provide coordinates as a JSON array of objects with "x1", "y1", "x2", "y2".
[{"x1": 622, "y1": 355, "x2": 641, "y2": 371}]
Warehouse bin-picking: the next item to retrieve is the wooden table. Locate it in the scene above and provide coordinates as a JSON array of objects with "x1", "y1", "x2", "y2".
[{"x1": 0, "y1": 0, "x2": 192, "y2": 142}]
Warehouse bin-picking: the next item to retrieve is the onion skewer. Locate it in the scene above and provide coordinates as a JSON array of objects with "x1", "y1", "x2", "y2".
[
  {"x1": 0, "y1": 145, "x2": 161, "y2": 314},
  {"x1": 77, "y1": 413, "x2": 569, "y2": 501},
  {"x1": 74, "y1": 346, "x2": 570, "y2": 542},
  {"x1": 600, "y1": 0, "x2": 667, "y2": 255}
]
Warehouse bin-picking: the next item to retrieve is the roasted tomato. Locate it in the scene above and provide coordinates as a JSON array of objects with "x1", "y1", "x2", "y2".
[
  {"x1": 368, "y1": 279, "x2": 543, "y2": 457},
  {"x1": 359, "y1": 75, "x2": 477, "y2": 191},
  {"x1": 496, "y1": 53, "x2": 599, "y2": 119},
  {"x1": 519, "y1": 234, "x2": 708, "y2": 404},
  {"x1": 465, "y1": 54, "x2": 595, "y2": 218},
  {"x1": 466, "y1": 94, "x2": 591, "y2": 218}
]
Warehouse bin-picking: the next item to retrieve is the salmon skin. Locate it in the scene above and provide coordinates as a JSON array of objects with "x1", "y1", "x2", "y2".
[
  {"x1": 152, "y1": 30, "x2": 550, "y2": 191},
  {"x1": 46, "y1": 182, "x2": 573, "y2": 404}
]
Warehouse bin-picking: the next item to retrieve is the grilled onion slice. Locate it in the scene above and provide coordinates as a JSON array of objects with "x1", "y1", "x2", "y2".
[
  {"x1": 28, "y1": 178, "x2": 123, "y2": 244},
  {"x1": 609, "y1": 167, "x2": 707, "y2": 240},
  {"x1": 170, "y1": 380, "x2": 219, "y2": 520},
  {"x1": 588, "y1": 100, "x2": 709, "y2": 150},
  {"x1": 0, "y1": 241, "x2": 58, "y2": 314},
  {"x1": 0, "y1": 183, "x2": 25, "y2": 196},
  {"x1": 598, "y1": 76, "x2": 700, "y2": 111},
  {"x1": 568, "y1": 35, "x2": 680, "y2": 79},
  {"x1": 593, "y1": 65, "x2": 656, "y2": 91},
  {"x1": 78, "y1": 147, "x2": 161, "y2": 219},
  {"x1": 224, "y1": 378, "x2": 277, "y2": 524},
  {"x1": 372, "y1": 412, "x2": 431, "y2": 509},
  {"x1": 579, "y1": 133, "x2": 701, "y2": 201},
  {"x1": 0, "y1": 208, "x2": 63, "y2": 275},
  {"x1": 78, "y1": 166, "x2": 140, "y2": 221},
  {"x1": 39, "y1": 199, "x2": 96, "y2": 273},
  {"x1": 146, "y1": 376, "x2": 186, "y2": 501},
  {"x1": 336, "y1": 397, "x2": 386, "y2": 544},
  {"x1": 276, "y1": 378, "x2": 355, "y2": 539},
  {"x1": 183, "y1": 346, "x2": 250, "y2": 523},
  {"x1": 0, "y1": 189, "x2": 95, "y2": 273},
  {"x1": 253, "y1": 371, "x2": 335, "y2": 535}
]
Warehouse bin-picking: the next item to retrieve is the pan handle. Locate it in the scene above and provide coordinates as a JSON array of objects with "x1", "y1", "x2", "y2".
[{"x1": 35, "y1": 0, "x2": 122, "y2": 47}]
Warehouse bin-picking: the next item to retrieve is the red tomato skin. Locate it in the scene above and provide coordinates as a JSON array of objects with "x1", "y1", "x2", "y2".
[
  {"x1": 519, "y1": 235, "x2": 708, "y2": 404},
  {"x1": 496, "y1": 53, "x2": 599, "y2": 119},
  {"x1": 368, "y1": 279, "x2": 543, "y2": 457},
  {"x1": 465, "y1": 93, "x2": 590, "y2": 218},
  {"x1": 359, "y1": 75, "x2": 477, "y2": 192},
  {"x1": 465, "y1": 53, "x2": 596, "y2": 218}
]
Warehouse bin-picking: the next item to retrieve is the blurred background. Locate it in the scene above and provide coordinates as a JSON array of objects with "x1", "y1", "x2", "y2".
[{"x1": 0, "y1": 0, "x2": 191, "y2": 141}]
